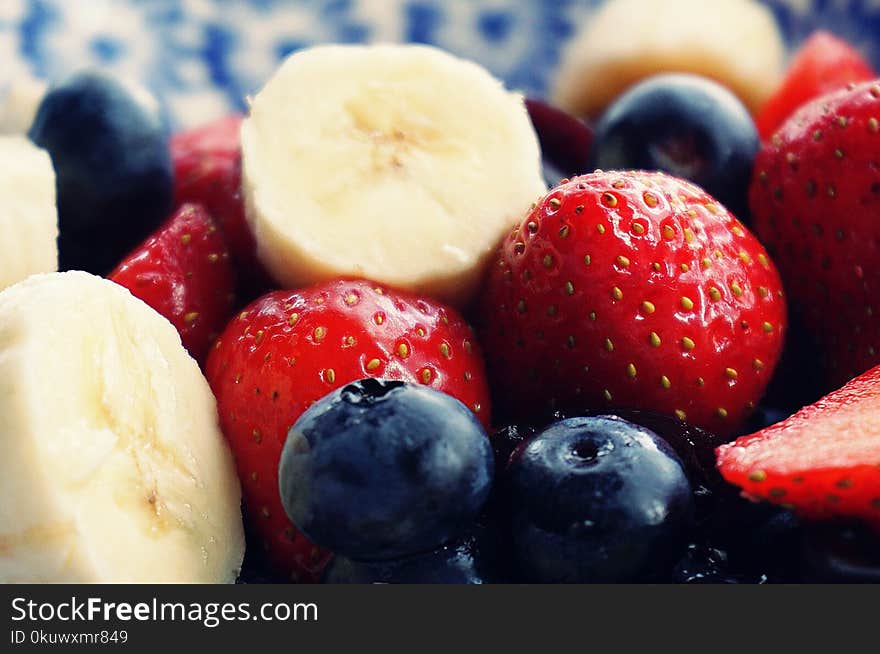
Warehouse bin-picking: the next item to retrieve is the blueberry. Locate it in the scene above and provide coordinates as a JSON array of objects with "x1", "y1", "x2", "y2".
[
  {"x1": 28, "y1": 70, "x2": 173, "y2": 274},
  {"x1": 588, "y1": 409, "x2": 723, "y2": 491},
  {"x1": 585, "y1": 409, "x2": 725, "y2": 526},
  {"x1": 743, "y1": 404, "x2": 792, "y2": 434},
  {"x1": 758, "y1": 318, "x2": 828, "y2": 414},
  {"x1": 671, "y1": 543, "x2": 760, "y2": 584},
  {"x1": 322, "y1": 527, "x2": 498, "y2": 584},
  {"x1": 503, "y1": 415, "x2": 694, "y2": 583},
  {"x1": 279, "y1": 379, "x2": 494, "y2": 562},
  {"x1": 588, "y1": 73, "x2": 759, "y2": 220},
  {"x1": 490, "y1": 423, "x2": 535, "y2": 477},
  {"x1": 802, "y1": 522, "x2": 880, "y2": 583}
]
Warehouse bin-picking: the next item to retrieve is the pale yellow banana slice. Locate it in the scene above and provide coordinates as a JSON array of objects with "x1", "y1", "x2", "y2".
[
  {"x1": 242, "y1": 43, "x2": 546, "y2": 307},
  {"x1": 0, "y1": 136, "x2": 57, "y2": 291},
  {"x1": 0, "y1": 272, "x2": 244, "y2": 583},
  {"x1": 553, "y1": 0, "x2": 786, "y2": 120},
  {"x1": 0, "y1": 78, "x2": 46, "y2": 135}
]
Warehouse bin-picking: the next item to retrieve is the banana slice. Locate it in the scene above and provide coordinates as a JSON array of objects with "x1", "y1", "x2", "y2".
[
  {"x1": 0, "y1": 78, "x2": 46, "y2": 135},
  {"x1": 0, "y1": 272, "x2": 244, "y2": 583},
  {"x1": 242, "y1": 43, "x2": 545, "y2": 307},
  {"x1": 552, "y1": 0, "x2": 786, "y2": 120},
  {"x1": 0, "y1": 136, "x2": 57, "y2": 291}
]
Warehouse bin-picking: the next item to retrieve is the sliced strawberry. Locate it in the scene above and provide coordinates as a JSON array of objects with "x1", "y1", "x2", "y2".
[
  {"x1": 717, "y1": 364, "x2": 880, "y2": 530},
  {"x1": 205, "y1": 279, "x2": 491, "y2": 582},
  {"x1": 756, "y1": 31, "x2": 875, "y2": 140},
  {"x1": 171, "y1": 114, "x2": 269, "y2": 294},
  {"x1": 750, "y1": 80, "x2": 880, "y2": 388},
  {"x1": 479, "y1": 171, "x2": 787, "y2": 436},
  {"x1": 109, "y1": 203, "x2": 235, "y2": 365}
]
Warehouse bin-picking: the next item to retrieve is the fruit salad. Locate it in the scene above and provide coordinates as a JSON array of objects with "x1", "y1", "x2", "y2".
[{"x1": 1, "y1": 0, "x2": 879, "y2": 584}]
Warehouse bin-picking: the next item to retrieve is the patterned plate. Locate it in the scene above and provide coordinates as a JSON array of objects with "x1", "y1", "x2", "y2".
[{"x1": 1, "y1": 0, "x2": 879, "y2": 127}]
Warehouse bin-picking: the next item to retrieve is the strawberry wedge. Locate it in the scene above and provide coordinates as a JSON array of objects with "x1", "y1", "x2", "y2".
[{"x1": 717, "y1": 365, "x2": 880, "y2": 529}]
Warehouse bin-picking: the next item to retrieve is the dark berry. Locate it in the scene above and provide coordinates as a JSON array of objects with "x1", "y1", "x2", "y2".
[
  {"x1": 743, "y1": 404, "x2": 792, "y2": 434},
  {"x1": 322, "y1": 527, "x2": 499, "y2": 584},
  {"x1": 525, "y1": 98, "x2": 593, "y2": 186},
  {"x1": 593, "y1": 409, "x2": 724, "y2": 490},
  {"x1": 278, "y1": 379, "x2": 494, "y2": 562},
  {"x1": 490, "y1": 423, "x2": 535, "y2": 476},
  {"x1": 671, "y1": 543, "x2": 762, "y2": 584},
  {"x1": 802, "y1": 522, "x2": 880, "y2": 583},
  {"x1": 503, "y1": 415, "x2": 694, "y2": 583},
  {"x1": 588, "y1": 73, "x2": 759, "y2": 220},
  {"x1": 28, "y1": 70, "x2": 173, "y2": 274}
]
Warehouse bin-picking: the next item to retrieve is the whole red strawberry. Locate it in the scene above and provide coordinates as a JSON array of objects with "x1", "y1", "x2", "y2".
[
  {"x1": 756, "y1": 31, "x2": 875, "y2": 141},
  {"x1": 751, "y1": 80, "x2": 880, "y2": 388},
  {"x1": 171, "y1": 114, "x2": 268, "y2": 291},
  {"x1": 110, "y1": 203, "x2": 235, "y2": 365},
  {"x1": 717, "y1": 364, "x2": 880, "y2": 531},
  {"x1": 205, "y1": 279, "x2": 491, "y2": 582},
  {"x1": 480, "y1": 171, "x2": 786, "y2": 436}
]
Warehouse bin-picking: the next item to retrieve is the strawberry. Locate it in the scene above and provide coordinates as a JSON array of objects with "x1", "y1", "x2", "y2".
[
  {"x1": 479, "y1": 171, "x2": 786, "y2": 436},
  {"x1": 170, "y1": 114, "x2": 268, "y2": 292},
  {"x1": 205, "y1": 278, "x2": 491, "y2": 582},
  {"x1": 756, "y1": 31, "x2": 875, "y2": 141},
  {"x1": 717, "y1": 364, "x2": 880, "y2": 530},
  {"x1": 109, "y1": 203, "x2": 235, "y2": 365},
  {"x1": 750, "y1": 80, "x2": 880, "y2": 388}
]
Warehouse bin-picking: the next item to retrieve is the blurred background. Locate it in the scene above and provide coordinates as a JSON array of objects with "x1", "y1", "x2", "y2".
[{"x1": 1, "y1": 0, "x2": 879, "y2": 128}]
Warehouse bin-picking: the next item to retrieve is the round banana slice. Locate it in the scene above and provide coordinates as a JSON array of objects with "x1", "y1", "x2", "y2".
[
  {"x1": 553, "y1": 0, "x2": 786, "y2": 120},
  {"x1": 0, "y1": 136, "x2": 57, "y2": 292},
  {"x1": 0, "y1": 272, "x2": 244, "y2": 583},
  {"x1": 0, "y1": 77, "x2": 46, "y2": 135},
  {"x1": 242, "y1": 43, "x2": 546, "y2": 307}
]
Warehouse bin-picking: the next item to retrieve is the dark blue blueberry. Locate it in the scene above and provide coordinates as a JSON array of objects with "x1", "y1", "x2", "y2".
[
  {"x1": 588, "y1": 73, "x2": 759, "y2": 221},
  {"x1": 279, "y1": 379, "x2": 494, "y2": 562},
  {"x1": 588, "y1": 409, "x2": 724, "y2": 493},
  {"x1": 28, "y1": 69, "x2": 173, "y2": 274},
  {"x1": 802, "y1": 522, "x2": 880, "y2": 583},
  {"x1": 744, "y1": 405, "x2": 792, "y2": 434},
  {"x1": 504, "y1": 415, "x2": 694, "y2": 583},
  {"x1": 490, "y1": 423, "x2": 535, "y2": 478},
  {"x1": 322, "y1": 527, "x2": 499, "y2": 584},
  {"x1": 758, "y1": 318, "x2": 828, "y2": 415},
  {"x1": 671, "y1": 543, "x2": 761, "y2": 584},
  {"x1": 705, "y1": 508, "x2": 802, "y2": 583},
  {"x1": 583, "y1": 409, "x2": 725, "y2": 527}
]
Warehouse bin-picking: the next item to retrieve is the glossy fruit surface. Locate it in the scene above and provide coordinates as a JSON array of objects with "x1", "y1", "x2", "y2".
[
  {"x1": 109, "y1": 203, "x2": 235, "y2": 365},
  {"x1": 756, "y1": 31, "x2": 876, "y2": 141},
  {"x1": 29, "y1": 70, "x2": 172, "y2": 274},
  {"x1": 717, "y1": 364, "x2": 880, "y2": 529},
  {"x1": 170, "y1": 114, "x2": 270, "y2": 295},
  {"x1": 322, "y1": 527, "x2": 497, "y2": 584},
  {"x1": 504, "y1": 415, "x2": 693, "y2": 582},
  {"x1": 480, "y1": 171, "x2": 786, "y2": 436},
  {"x1": 750, "y1": 80, "x2": 880, "y2": 387},
  {"x1": 279, "y1": 379, "x2": 494, "y2": 561},
  {"x1": 207, "y1": 279, "x2": 491, "y2": 581},
  {"x1": 588, "y1": 74, "x2": 759, "y2": 220}
]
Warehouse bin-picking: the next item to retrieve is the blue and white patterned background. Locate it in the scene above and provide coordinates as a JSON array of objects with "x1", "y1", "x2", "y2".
[{"x1": 1, "y1": 0, "x2": 879, "y2": 129}]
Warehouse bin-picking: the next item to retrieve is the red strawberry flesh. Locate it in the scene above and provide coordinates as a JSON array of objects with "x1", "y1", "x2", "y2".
[
  {"x1": 171, "y1": 114, "x2": 269, "y2": 293},
  {"x1": 717, "y1": 365, "x2": 880, "y2": 529},
  {"x1": 756, "y1": 31, "x2": 875, "y2": 141},
  {"x1": 751, "y1": 79, "x2": 880, "y2": 388},
  {"x1": 206, "y1": 278, "x2": 491, "y2": 581},
  {"x1": 109, "y1": 202, "x2": 235, "y2": 365},
  {"x1": 480, "y1": 171, "x2": 787, "y2": 436}
]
